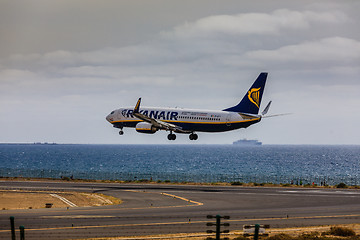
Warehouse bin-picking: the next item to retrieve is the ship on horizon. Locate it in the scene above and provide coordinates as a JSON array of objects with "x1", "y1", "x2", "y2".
[{"x1": 233, "y1": 139, "x2": 262, "y2": 146}]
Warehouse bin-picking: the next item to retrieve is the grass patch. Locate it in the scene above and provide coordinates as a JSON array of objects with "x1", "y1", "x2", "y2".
[
  {"x1": 231, "y1": 181, "x2": 243, "y2": 186},
  {"x1": 336, "y1": 183, "x2": 348, "y2": 188},
  {"x1": 268, "y1": 233, "x2": 294, "y2": 240},
  {"x1": 325, "y1": 226, "x2": 356, "y2": 237}
]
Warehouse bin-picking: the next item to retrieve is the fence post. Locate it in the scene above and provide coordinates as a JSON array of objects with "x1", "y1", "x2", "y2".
[
  {"x1": 254, "y1": 224, "x2": 260, "y2": 240},
  {"x1": 206, "y1": 215, "x2": 230, "y2": 240},
  {"x1": 10, "y1": 216, "x2": 15, "y2": 240},
  {"x1": 216, "y1": 215, "x2": 221, "y2": 240},
  {"x1": 20, "y1": 225, "x2": 25, "y2": 240}
]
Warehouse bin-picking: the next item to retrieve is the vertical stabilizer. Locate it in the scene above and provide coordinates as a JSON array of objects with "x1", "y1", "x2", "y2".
[{"x1": 223, "y1": 72, "x2": 267, "y2": 114}]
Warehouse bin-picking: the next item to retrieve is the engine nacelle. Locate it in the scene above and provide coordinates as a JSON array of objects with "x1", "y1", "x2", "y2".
[{"x1": 135, "y1": 122, "x2": 157, "y2": 134}]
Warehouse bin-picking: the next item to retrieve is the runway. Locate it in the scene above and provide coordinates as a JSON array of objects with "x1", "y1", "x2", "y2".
[{"x1": 1, "y1": 180, "x2": 360, "y2": 239}]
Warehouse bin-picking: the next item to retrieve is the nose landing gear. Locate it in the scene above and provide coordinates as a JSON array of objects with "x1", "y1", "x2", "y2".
[{"x1": 117, "y1": 126, "x2": 124, "y2": 135}]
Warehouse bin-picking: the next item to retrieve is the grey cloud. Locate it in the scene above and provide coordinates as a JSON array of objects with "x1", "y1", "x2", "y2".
[
  {"x1": 1, "y1": 7, "x2": 358, "y2": 106},
  {"x1": 165, "y1": 9, "x2": 348, "y2": 39},
  {"x1": 246, "y1": 37, "x2": 360, "y2": 67},
  {"x1": 4, "y1": 9, "x2": 354, "y2": 81}
]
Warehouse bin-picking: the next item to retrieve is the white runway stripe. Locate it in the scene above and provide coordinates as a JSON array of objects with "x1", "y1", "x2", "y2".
[
  {"x1": 50, "y1": 193, "x2": 77, "y2": 207},
  {"x1": 91, "y1": 194, "x2": 113, "y2": 204}
]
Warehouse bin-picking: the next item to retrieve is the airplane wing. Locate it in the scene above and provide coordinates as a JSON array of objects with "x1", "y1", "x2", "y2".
[{"x1": 133, "y1": 98, "x2": 190, "y2": 133}]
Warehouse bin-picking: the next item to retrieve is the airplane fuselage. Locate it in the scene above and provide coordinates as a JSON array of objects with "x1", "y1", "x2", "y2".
[
  {"x1": 106, "y1": 107, "x2": 261, "y2": 133},
  {"x1": 106, "y1": 72, "x2": 268, "y2": 140}
]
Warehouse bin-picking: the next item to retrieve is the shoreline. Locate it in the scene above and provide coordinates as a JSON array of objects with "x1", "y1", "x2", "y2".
[{"x1": 1, "y1": 176, "x2": 359, "y2": 189}]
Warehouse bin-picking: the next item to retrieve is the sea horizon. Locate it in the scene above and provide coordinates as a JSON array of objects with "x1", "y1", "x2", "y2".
[
  {"x1": 1, "y1": 144, "x2": 359, "y2": 186},
  {"x1": 1, "y1": 142, "x2": 359, "y2": 146}
]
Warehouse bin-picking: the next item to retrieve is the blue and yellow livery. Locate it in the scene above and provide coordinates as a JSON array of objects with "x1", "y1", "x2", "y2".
[{"x1": 106, "y1": 72, "x2": 269, "y2": 140}]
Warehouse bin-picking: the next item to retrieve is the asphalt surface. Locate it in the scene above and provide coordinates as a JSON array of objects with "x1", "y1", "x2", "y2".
[{"x1": 1, "y1": 180, "x2": 360, "y2": 239}]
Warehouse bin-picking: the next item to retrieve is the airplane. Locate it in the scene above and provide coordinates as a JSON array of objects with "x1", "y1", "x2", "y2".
[{"x1": 106, "y1": 72, "x2": 271, "y2": 141}]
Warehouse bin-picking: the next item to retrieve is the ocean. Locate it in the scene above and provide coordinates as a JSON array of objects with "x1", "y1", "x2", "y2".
[{"x1": 0, "y1": 144, "x2": 359, "y2": 186}]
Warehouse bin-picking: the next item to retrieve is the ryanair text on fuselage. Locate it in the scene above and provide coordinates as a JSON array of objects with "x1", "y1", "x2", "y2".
[
  {"x1": 106, "y1": 72, "x2": 271, "y2": 141},
  {"x1": 122, "y1": 109, "x2": 179, "y2": 121}
]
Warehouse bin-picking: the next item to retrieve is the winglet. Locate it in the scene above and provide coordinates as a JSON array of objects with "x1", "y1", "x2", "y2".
[{"x1": 134, "y1": 98, "x2": 141, "y2": 113}]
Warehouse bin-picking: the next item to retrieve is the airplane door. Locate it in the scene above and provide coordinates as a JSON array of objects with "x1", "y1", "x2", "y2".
[{"x1": 226, "y1": 114, "x2": 231, "y2": 126}]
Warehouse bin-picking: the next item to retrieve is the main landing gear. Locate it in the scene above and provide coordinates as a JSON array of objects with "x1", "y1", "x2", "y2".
[
  {"x1": 167, "y1": 132, "x2": 198, "y2": 141},
  {"x1": 167, "y1": 132, "x2": 176, "y2": 140},
  {"x1": 189, "y1": 133, "x2": 198, "y2": 140}
]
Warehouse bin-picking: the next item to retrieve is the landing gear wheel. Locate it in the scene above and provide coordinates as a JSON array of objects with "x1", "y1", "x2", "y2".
[
  {"x1": 119, "y1": 130, "x2": 124, "y2": 135},
  {"x1": 167, "y1": 134, "x2": 176, "y2": 140},
  {"x1": 189, "y1": 133, "x2": 198, "y2": 140}
]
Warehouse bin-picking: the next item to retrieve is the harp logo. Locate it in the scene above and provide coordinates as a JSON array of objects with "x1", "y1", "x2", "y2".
[{"x1": 248, "y1": 87, "x2": 261, "y2": 108}]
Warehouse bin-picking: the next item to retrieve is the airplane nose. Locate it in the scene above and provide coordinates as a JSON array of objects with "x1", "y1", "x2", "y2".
[
  {"x1": 106, "y1": 110, "x2": 116, "y2": 123},
  {"x1": 106, "y1": 114, "x2": 112, "y2": 122}
]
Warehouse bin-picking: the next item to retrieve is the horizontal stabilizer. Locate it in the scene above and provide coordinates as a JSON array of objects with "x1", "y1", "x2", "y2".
[{"x1": 262, "y1": 113, "x2": 292, "y2": 118}]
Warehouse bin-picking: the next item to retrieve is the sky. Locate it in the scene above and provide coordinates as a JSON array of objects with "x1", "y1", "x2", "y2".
[{"x1": 0, "y1": 0, "x2": 359, "y2": 145}]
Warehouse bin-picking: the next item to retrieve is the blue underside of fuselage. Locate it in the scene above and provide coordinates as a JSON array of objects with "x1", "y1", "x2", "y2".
[{"x1": 113, "y1": 119, "x2": 260, "y2": 133}]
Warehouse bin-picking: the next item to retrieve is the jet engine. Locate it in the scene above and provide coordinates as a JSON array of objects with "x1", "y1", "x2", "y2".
[{"x1": 135, "y1": 122, "x2": 157, "y2": 134}]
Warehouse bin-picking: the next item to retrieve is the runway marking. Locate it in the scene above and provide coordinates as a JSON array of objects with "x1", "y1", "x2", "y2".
[
  {"x1": 0, "y1": 203, "x2": 198, "y2": 215},
  {"x1": 225, "y1": 191, "x2": 360, "y2": 198},
  {"x1": 41, "y1": 215, "x2": 115, "y2": 219},
  {"x1": 161, "y1": 192, "x2": 203, "y2": 206},
  {"x1": 83, "y1": 193, "x2": 113, "y2": 204},
  {"x1": 279, "y1": 190, "x2": 360, "y2": 195},
  {"x1": 124, "y1": 190, "x2": 145, "y2": 193},
  {"x1": 123, "y1": 190, "x2": 203, "y2": 206},
  {"x1": 227, "y1": 213, "x2": 360, "y2": 223},
  {"x1": 1, "y1": 213, "x2": 360, "y2": 233},
  {"x1": 50, "y1": 193, "x2": 77, "y2": 207}
]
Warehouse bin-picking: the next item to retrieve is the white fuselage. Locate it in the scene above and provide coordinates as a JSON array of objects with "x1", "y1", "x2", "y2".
[
  {"x1": 106, "y1": 106, "x2": 261, "y2": 133},
  {"x1": 106, "y1": 72, "x2": 268, "y2": 140}
]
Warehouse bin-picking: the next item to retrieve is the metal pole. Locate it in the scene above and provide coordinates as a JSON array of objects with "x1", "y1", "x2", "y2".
[
  {"x1": 216, "y1": 215, "x2": 221, "y2": 240},
  {"x1": 20, "y1": 225, "x2": 25, "y2": 240},
  {"x1": 254, "y1": 224, "x2": 260, "y2": 240},
  {"x1": 10, "y1": 216, "x2": 15, "y2": 240}
]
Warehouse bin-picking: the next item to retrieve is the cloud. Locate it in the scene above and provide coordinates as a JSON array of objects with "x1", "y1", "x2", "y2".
[
  {"x1": 164, "y1": 9, "x2": 348, "y2": 39},
  {"x1": 3, "y1": 8, "x2": 352, "y2": 73},
  {"x1": 0, "y1": 69, "x2": 43, "y2": 97},
  {"x1": 246, "y1": 37, "x2": 360, "y2": 64},
  {"x1": 1, "y1": 8, "x2": 358, "y2": 107}
]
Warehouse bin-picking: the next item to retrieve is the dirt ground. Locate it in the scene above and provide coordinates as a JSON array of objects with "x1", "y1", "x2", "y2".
[
  {"x1": 0, "y1": 190, "x2": 122, "y2": 210},
  {"x1": 79, "y1": 224, "x2": 360, "y2": 239}
]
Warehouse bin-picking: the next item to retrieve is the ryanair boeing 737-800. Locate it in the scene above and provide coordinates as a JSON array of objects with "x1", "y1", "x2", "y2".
[{"x1": 106, "y1": 72, "x2": 271, "y2": 140}]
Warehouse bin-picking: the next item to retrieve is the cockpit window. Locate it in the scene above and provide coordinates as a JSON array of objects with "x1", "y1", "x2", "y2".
[{"x1": 110, "y1": 111, "x2": 115, "y2": 114}]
